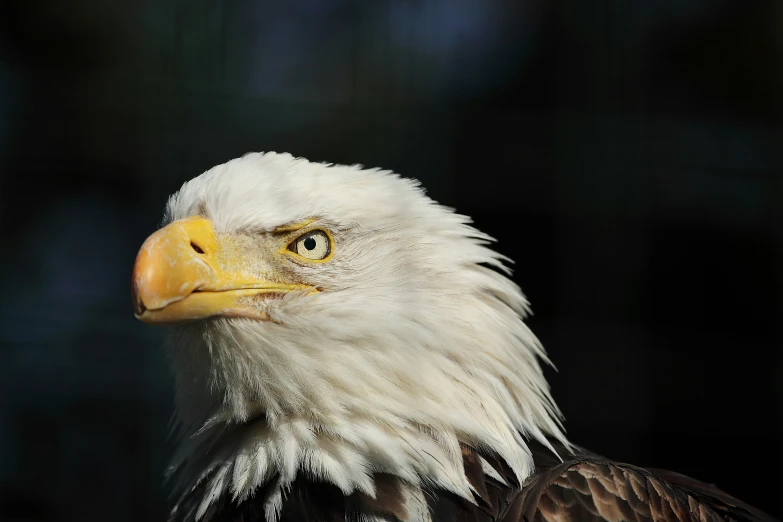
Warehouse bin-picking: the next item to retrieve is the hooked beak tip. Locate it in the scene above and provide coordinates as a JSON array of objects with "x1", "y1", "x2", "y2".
[{"x1": 132, "y1": 280, "x2": 147, "y2": 317}]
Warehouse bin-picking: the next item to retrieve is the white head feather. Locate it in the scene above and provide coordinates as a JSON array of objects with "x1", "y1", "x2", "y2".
[{"x1": 160, "y1": 152, "x2": 569, "y2": 521}]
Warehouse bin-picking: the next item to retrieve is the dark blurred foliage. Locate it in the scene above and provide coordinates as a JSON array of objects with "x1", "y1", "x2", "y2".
[{"x1": 0, "y1": 1, "x2": 781, "y2": 520}]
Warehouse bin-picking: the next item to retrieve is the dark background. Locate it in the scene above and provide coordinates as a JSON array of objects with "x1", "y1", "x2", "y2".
[{"x1": 0, "y1": 1, "x2": 781, "y2": 520}]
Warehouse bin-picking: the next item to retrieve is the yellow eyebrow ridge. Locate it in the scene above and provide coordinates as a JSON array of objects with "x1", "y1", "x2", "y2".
[{"x1": 273, "y1": 218, "x2": 317, "y2": 233}]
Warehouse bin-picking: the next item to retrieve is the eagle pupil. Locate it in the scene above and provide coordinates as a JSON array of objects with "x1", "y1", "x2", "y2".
[{"x1": 303, "y1": 237, "x2": 316, "y2": 251}]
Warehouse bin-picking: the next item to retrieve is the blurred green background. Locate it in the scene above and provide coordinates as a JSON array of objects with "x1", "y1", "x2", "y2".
[{"x1": 0, "y1": 0, "x2": 781, "y2": 520}]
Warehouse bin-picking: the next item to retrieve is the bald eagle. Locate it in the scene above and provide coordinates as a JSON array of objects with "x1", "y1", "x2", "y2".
[{"x1": 132, "y1": 153, "x2": 774, "y2": 522}]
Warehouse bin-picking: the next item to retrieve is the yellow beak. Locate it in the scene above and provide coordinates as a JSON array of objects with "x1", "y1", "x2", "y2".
[{"x1": 131, "y1": 216, "x2": 308, "y2": 325}]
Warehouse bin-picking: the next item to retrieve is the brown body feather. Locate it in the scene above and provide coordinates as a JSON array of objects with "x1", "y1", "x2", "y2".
[{"x1": 178, "y1": 439, "x2": 777, "y2": 522}]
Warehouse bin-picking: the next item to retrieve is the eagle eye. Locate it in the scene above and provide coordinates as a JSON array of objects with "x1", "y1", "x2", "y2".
[{"x1": 287, "y1": 230, "x2": 332, "y2": 261}]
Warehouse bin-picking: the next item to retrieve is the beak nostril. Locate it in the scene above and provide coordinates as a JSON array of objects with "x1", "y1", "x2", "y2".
[{"x1": 190, "y1": 241, "x2": 205, "y2": 254}]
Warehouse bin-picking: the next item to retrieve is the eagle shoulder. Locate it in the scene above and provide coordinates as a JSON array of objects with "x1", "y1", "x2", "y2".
[{"x1": 472, "y1": 441, "x2": 778, "y2": 522}]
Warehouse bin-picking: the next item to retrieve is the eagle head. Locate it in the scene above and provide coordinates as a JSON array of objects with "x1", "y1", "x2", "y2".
[{"x1": 132, "y1": 152, "x2": 568, "y2": 521}]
